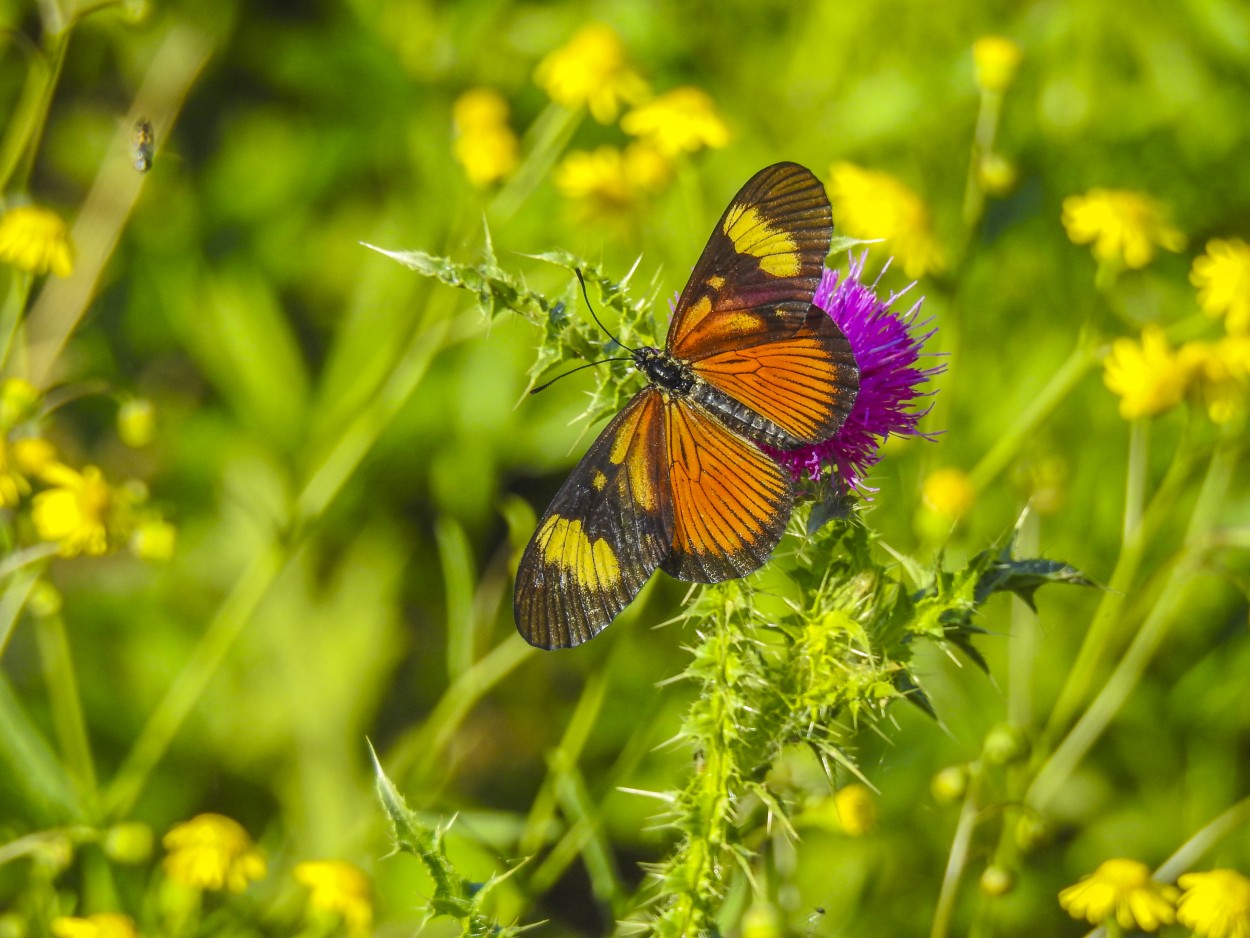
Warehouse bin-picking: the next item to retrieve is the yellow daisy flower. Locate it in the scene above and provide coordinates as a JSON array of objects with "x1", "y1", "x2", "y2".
[
  {"x1": 972, "y1": 36, "x2": 1023, "y2": 93},
  {"x1": 0, "y1": 204, "x2": 75, "y2": 277},
  {"x1": 32, "y1": 464, "x2": 113, "y2": 556},
  {"x1": 922, "y1": 467, "x2": 975, "y2": 522},
  {"x1": 1058, "y1": 858, "x2": 1179, "y2": 931},
  {"x1": 621, "y1": 87, "x2": 730, "y2": 157},
  {"x1": 834, "y1": 783, "x2": 877, "y2": 837},
  {"x1": 1103, "y1": 325, "x2": 1189, "y2": 419},
  {"x1": 554, "y1": 143, "x2": 671, "y2": 222},
  {"x1": 1178, "y1": 869, "x2": 1250, "y2": 938},
  {"x1": 533, "y1": 23, "x2": 649, "y2": 123},
  {"x1": 1191, "y1": 238, "x2": 1250, "y2": 335},
  {"x1": 11, "y1": 436, "x2": 58, "y2": 476},
  {"x1": 1062, "y1": 189, "x2": 1185, "y2": 270},
  {"x1": 451, "y1": 88, "x2": 519, "y2": 188},
  {"x1": 50, "y1": 914, "x2": 138, "y2": 938},
  {"x1": 295, "y1": 860, "x2": 373, "y2": 938},
  {"x1": 1181, "y1": 335, "x2": 1250, "y2": 424},
  {"x1": 162, "y1": 813, "x2": 266, "y2": 894},
  {"x1": 452, "y1": 87, "x2": 509, "y2": 133},
  {"x1": 827, "y1": 162, "x2": 946, "y2": 278}
]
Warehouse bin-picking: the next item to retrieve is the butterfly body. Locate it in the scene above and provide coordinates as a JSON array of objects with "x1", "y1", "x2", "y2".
[{"x1": 515, "y1": 163, "x2": 860, "y2": 649}]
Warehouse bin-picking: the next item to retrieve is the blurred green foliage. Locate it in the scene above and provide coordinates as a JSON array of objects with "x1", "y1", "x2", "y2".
[{"x1": 1, "y1": 0, "x2": 1249, "y2": 935}]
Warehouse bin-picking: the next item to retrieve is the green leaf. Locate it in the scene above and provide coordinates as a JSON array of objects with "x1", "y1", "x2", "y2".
[{"x1": 973, "y1": 534, "x2": 1098, "y2": 609}]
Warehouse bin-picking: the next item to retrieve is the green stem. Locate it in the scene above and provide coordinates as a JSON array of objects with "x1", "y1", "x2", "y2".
[
  {"x1": 489, "y1": 102, "x2": 583, "y2": 224},
  {"x1": 1007, "y1": 510, "x2": 1039, "y2": 728},
  {"x1": 961, "y1": 88, "x2": 1002, "y2": 231},
  {"x1": 969, "y1": 331, "x2": 1100, "y2": 493},
  {"x1": 385, "y1": 633, "x2": 534, "y2": 787},
  {"x1": 931, "y1": 764, "x2": 982, "y2": 938},
  {"x1": 23, "y1": 25, "x2": 214, "y2": 388},
  {"x1": 0, "y1": 563, "x2": 42, "y2": 662},
  {"x1": 1156, "y1": 793, "x2": 1250, "y2": 881},
  {"x1": 0, "y1": 271, "x2": 33, "y2": 375},
  {"x1": 1123, "y1": 419, "x2": 1147, "y2": 543},
  {"x1": 296, "y1": 313, "x2": 456, "y2": 523},
  {"x1": 35, "y1": 611, "x2": 98, "y2": 813},
  {"x1": 1027, "y1": 440, "x2": 1236, "y2": 811},
  {"x1": 1044, "y1": 424, "x2": 1195, "y2": 740},
  {"x1": 102, "y1": 541, "x2": 285, "y2": 818},
  {"x1": 0, "y1": 31, "x2": 65, "y2": 193}
]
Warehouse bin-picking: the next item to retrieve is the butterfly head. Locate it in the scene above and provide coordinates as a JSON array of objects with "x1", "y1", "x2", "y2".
[{"x1": 634, "y1": 345, "x2": 694, "y2": 394}]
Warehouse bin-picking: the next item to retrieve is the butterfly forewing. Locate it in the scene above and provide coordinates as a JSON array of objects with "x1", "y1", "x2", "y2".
[
  {"x1": 658, "y1": 397, "x2": 793, "y2": 583},
  {"x1": 665, "y1": 162, "x2": 858, "y2": 447},
  {"x1": 514, "y1": 389, "x2": 673, "y2": 649},
  {"x1": 667, "y1": 162, "x2": 833, "y2": 358}
]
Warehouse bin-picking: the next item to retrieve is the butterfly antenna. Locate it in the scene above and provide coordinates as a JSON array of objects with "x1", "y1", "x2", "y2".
[
  {"x1": 575, "y1": 268, "x2": 632, "y2": 352},
  {"x1": 529, "y1": 357, "x2": 634, "y2": 395}
]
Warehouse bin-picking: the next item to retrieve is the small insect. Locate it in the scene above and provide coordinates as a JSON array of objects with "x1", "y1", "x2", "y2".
[
  {"x1": 513, "y1": 162, "x2": 860, "y2": 649},
  {"x1": 131, "y1": 118, "x2": 155, "y2": 173}
]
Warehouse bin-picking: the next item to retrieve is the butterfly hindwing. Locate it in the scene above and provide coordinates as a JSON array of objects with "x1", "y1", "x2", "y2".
[
  {"x1": 658, "y1": 396, "x2": 793, "y2": 583},
  {"x1": 514, "y1": 389, "x2": 672, "y2": 649},
  {"x1": 690, "y1": 303, "x2": 859, "y2": 446}
]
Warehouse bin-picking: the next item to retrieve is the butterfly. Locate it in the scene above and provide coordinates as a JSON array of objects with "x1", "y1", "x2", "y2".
[{"x1": 514, "y1": 162, "x2": 859, "y2": 649}]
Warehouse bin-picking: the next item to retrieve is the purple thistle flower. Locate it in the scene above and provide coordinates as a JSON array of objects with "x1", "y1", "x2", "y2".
[{"x1": 766, "y1": 254, "x2": 943, "y2": 494}]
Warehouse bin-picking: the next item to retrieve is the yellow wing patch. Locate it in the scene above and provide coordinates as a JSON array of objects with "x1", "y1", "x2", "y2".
[
  {"x1": 722, "y1": 204, "x2": 801, "y2": 277},
  {"x1": 608, "y1": 398, "x2": 661, "y2": 510},
  {"x1": 538, "y1": 515, "x2": 621, "y2": 589}
]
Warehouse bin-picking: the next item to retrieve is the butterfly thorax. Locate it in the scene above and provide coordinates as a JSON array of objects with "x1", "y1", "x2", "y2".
[{"x1": 634, "y1": 346, "x2": 694, "y2": 395}]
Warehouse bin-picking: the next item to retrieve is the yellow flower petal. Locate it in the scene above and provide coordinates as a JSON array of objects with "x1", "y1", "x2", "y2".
[
  {"x1": 621, "y1": 86, "x2": 730, "y2": 157},
  {"x1": 1103, "y1": 325, "x2": 1188, "y2": 419},
  {"x1": 1180, "y1": 335, "x2": 1250, "y2": 424},
  {"x1": 834, "y1": 783, "x2": 876, "y2": 836},
  {"x1": 50, "y1": 914, "x2": 138, "y2": 938},
  {"x1": 972, "y1": 36, "x2": 1023, "y2": 93},
  {"x1": 31, "y1": 465, "x2": 112, "y2": 557},
  {"x1": 1062, "y1": 189, "x2": 1185, "y2": 270},
  {"x1": 828, "y1": 162, "x2": 946, "y2": 278},
  {"x1": 296, "y1": 860, "x2": 373, "y2": 938},
  {"x1": 0, "y1": 204, "x2": 75, "y2": 277},
  {"x1": 1059, "y1": 858, "x2": 1178, "y2": 931},
  {"x1": 554, "y1": 143, "x2": 671, "y2": 223},
  {"x1": 163, "y1": 813, "x2": 266, "y2": 893},
  {"x1": 533, "y1": 24, "x2": 648, "y2": 123},
  {"x1": 1191, "y1": 238, "x2": 1250, "y2": 335},
  {"x1": 452, "y1": 88, "x2": 519, "y2": 188},
  {"x1": 1178, "y1": 869, "x2": 1250, "y2": 938},
  {"x1": 922, "y1": 467, "x2": 975, "y2": 521}
]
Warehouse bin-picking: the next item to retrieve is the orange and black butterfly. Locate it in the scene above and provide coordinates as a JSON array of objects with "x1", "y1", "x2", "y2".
[{"x1": 514, "y1": 162, "x2": 859, "y2": 649}]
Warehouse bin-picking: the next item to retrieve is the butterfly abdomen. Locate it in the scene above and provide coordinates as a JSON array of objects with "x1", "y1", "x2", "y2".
[{"x1": 686, "y1": 380, "x2": 806, "y2": 450}]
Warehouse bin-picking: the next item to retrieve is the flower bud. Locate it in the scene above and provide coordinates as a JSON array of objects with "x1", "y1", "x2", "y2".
[
  {"x1": 983, "y1": 723, "x2": 1029, "y2": 766},
  {"x1": 105, "y1": 821, "x2": 155, "y2": 864},
  {"x1": 980, "y1": 864, "x2": 1015, "y2": 896},
  {"x1": 931, "y1": 765, "x2": 968, "y2": 803},
  {"x1": 117, "y1": 398, "x2": 156, "y2": 448},
  {"x1": 973, "y1": 37, "x2": 1023, "y2": 93}
]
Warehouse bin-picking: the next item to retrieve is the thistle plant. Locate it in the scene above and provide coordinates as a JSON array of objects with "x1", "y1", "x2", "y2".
[{"x1": 375, "y1": 240, "x2": 1093, "y2": 934}]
